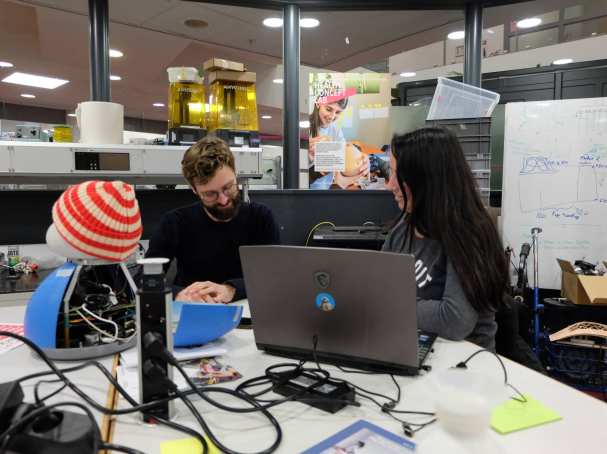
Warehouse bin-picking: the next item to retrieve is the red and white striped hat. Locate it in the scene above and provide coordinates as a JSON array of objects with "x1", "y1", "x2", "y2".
[{"x1": 51, "y1": 180, "x2": 142, "y2": 262}]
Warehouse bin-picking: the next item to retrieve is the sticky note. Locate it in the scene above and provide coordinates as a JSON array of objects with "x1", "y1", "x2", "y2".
[
  {"x1": 491, "y1": 394, "x2": 562, "y2": 434},
  {"x1": 160, "y1": 437, "x2": 219, "y2": 454}
]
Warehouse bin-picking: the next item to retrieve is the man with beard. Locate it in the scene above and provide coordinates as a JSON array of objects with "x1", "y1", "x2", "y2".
[{"x1": 146, "y1": 136, "x2": 279, "y2": 303}]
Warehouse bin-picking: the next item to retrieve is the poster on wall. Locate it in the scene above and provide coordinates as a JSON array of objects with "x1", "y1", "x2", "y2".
[{"x1": 308, "y1": 73, "x2": 392, "y2": 190}]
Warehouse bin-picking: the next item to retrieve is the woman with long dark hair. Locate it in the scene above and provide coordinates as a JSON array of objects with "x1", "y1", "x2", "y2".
[{"x1": 383, "y1": 127, "x2": 508, "y2": 349}]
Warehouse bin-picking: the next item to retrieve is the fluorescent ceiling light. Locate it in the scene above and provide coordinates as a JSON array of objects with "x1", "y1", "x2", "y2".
[
  {"x1": 300, "y1": 18, "x2": 320, "y2": 28},
  {"x1": 261, "y1": 115, "x2": 272, "y2": 119},
  {"x1": 110, "y1": 75, "x2": 122, "y2": 81},
  {"x1": 20, "y1": 93, "x2": 35, "y2": 98},
  {"x1": 0, "y1": 61, "x2": 14, "y2": 68},
  {"x1": 272, "y1": 78, "x2": 283, "y2": 84},
  {"x1": 109, "y1": 49, "x2": 123, "y2": 58},
  {"x1": 153, "y1": 102, "x2": 165, "y2": 107},
  {"x1": 447, "y1": 31, "x2": 465, "y2": 40},
  {"x1": 553, "y1": 58, "x2": 573, "y2": 65},
  {"x1": 263, "y1": 17, "x2": 283, "y2": 28},
  {"x1": 400, "y1": 72, "x2": 416, "y2": 77},
  {"x1": 3, "y1": 72, "x2": 68, "y2": 89},
  {"x1": 68, "y1": 113, "x2": 76, "y2": 117},
  {"x1": 299, "y1": 120, "x2": 310, "y2": 128},
  {"x1": 517, "y1": 17, "x2": 542, "y2": 29},
  {"x1": 263, "y1": 17, "x2": 319, "y2": 28}
]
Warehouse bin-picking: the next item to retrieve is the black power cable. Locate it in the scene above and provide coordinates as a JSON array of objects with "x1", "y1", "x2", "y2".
[
  {"x1": 0, "y1": 331, "x2": 281, "y2": 454},
  {"x1": 98, "y1": 442, "x2": 147, "y2": 454},
  {"x1": 454, "y1": 348, "x2": 527, "y2": 403}
]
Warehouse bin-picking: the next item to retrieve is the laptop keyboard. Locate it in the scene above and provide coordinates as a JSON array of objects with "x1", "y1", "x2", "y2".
[{"x1": 418, "y1": 330, "x2": 437, "y2": 367}]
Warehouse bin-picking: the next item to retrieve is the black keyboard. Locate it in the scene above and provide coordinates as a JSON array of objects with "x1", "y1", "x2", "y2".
[{"x1": 418, "y1": 330, "x2": 437, "y2": 367}]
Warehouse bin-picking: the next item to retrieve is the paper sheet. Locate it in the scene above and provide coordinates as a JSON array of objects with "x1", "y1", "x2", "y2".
[
  {"x1": 0, "y1": 323, "x2": 25, "y2": 355},
  {"x1": 119, "y1": 341, "x2": 227, "y2": 369},
  {"x1": 160, "y1": 436, "x2": 219, "y2": 454},
  {"x1": 491, "y1": 395, "x2": 562, "y2": 434}
]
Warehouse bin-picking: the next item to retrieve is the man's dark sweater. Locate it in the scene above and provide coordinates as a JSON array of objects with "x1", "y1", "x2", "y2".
[{"x1": 146, "y1": 201, "x2": 280, "y2": 300}]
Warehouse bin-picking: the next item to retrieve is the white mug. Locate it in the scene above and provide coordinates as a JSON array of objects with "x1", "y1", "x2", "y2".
[{"x1": 76, "y1": 101, "x2": 124, "y2": 144}]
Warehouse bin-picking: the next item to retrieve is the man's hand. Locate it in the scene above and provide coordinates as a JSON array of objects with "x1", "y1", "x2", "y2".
[{"x1": 176, "y1": 281, "x2": 236, "y2": 304}]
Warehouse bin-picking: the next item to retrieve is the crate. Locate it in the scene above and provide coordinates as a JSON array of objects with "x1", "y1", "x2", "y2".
[
  {"x1": 543, "y1": 340, "x2": 607, "y2": 393},
  {"x1": 426, "y1": 118, "x2": 492, "y2": 204},
  {"x1": 427, "y1": 77, "x2": 500, "y2": 120}
]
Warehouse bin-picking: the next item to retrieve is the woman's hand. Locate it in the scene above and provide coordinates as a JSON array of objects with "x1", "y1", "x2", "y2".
[
  {"x1": 358, "y1": 155, "x2": 370, "y2": 176},
  {"x1": 334, "y1": 155, "x2": 370, "y2": 189},
  {"x1": 334, "y1": 171, "x2": 362, "y2": 189}
]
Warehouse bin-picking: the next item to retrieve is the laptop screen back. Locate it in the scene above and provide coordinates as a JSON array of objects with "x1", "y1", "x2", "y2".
[{"x1": 240, "y1": 245, "x2": 419, "y2": 374}]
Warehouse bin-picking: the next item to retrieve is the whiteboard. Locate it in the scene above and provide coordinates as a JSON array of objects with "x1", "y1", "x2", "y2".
[{"x1": 502, "y1": 98, "x2": 607, "y2": 290}]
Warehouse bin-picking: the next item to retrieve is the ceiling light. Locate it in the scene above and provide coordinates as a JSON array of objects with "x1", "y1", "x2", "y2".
[
  {"x1": 400, "y1": 72, "x2": 416, "y2": 77},
  {"x1": 487, "y1": 29, "x2": 495, "y2": 34},
  {"x1": 20, "y1": 93, "x2": 35, "y2": 98},
  {"x1": 447, "y1": 31, "x2": 465, "y2": 40},
  {"x1": 261, "y1": 115, "x2": 272, "y2": 119},
  {"x1": 110, "y1": 75, "x2": 122, "y2": 81},
  {"x1": 2, "y1": 72, "x2": 68, "y2": 89},
  {"x1": 517, "y1": 17, "x2": 542, "y2": 29},
  {"x1": 153, "y1": 102, "x2": 165, "y2": 107},
  {"x1": 68, "y1": 113, "x2": 76, "y2": 117},
  {"x1": 272, "y1": 78, "x2": 283, "y2": 84},
  {"x1": 184, "y1": 19, "x2": 208, "y2": 29},
  {"x1": 553, "y1": 58, "x2": 573, "y2": 65},
  {"x1": 300, "y1": 18, "x2": 320, "y2": 28},
  {"x1": 345, "y1": 36, "x2": 350, "y2": 45},
  {"x1": 299, "y1": 120, "x2": 310, "y2": 128},
  {"x1": 109, "y1": 49, "x2": 123, "y2": 58},
  {"x1": 263, "y1": 17, "x2": 283, "y2": 28},
  {"x1": 0, "y1": 61, "x2": 14, "y2": 68}
]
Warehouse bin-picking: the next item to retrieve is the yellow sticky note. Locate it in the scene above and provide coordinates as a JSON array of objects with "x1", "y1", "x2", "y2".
[
  {"x1": 160, "y1": 437, "x2": 220, "y2": 454},
  {"x1": 491, "y1": 394, "x2": 562, "y2": 434}
]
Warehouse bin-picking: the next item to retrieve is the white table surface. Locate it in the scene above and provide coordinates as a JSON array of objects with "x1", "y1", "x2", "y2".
[
  {"x1": 1, "y1": 304, "x2": 115, "y2": 426},
  {"x1": 110, "y1": 326, "x2": 607, "y2": 454}
]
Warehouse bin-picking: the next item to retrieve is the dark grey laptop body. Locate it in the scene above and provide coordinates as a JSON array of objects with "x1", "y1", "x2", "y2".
[{"x1": 240, "y1": 245, "x2": 422, "y2": 375}]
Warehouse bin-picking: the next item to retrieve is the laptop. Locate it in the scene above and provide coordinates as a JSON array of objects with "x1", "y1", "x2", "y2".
[{"x1": 240, "y1": 245, "x2": 435, "y2": 375}]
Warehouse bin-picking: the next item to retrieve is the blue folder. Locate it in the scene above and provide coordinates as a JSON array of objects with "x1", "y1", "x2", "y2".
[{"x1": 172, "y1": 301, "x2": 243, "y2": 348}]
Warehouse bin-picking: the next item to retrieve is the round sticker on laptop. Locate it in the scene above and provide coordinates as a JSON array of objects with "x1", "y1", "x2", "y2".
[{"x1": 315, "y1": 292, "x2": 336, "y2": 312}]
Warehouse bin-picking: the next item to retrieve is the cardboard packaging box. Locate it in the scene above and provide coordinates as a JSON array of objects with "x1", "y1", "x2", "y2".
[
  {"x1": 207, "y1": 70, "x2": 256, "y2": 84},
  {"x1": 556, "y1": 259, "x2": 607, "y2": 305},
  {"x1": 203, "y1": 58, "x2": 245, "y2": 73}
]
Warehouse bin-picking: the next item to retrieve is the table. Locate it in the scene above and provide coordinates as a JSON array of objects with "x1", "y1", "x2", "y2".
[
  {"x1": 110, "y1": 327, "x2": 607, "y2": 453},
  {"x1": 0, "y1": 304, "x2": 116, "y2": 440},
  {"x1": 0, "y1": 269, "x2": 53, "y2": 295}
]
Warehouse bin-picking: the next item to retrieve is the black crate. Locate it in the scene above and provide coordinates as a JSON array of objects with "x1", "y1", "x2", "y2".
[
  {"x1": 543, "y1": 341, "x2": 607, "y2": 393},
  {"x1": 426, "y1": 118, "x2": 492, "y2": 204}
]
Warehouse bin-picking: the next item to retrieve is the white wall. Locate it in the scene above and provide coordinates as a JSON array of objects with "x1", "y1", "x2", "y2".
[
  {"x1": 390, "y1": 34, "x2": 607, "y2": 88},
  {"x1": 390, "y1": 26, "x2": 505, "y2": 76},
  {"x1": 389, "y1": 41, "x2": 445, "y2": 74}
]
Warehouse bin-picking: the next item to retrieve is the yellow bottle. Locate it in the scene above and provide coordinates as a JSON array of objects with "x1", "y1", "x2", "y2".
[
  {"x1": 209, "y1": 80, "x2": 258, "y2": 132},
  {"x1": 53, "y1": 125, "x2": 73, "y2": 143},
  {"x1": 166, "y1": 67, "x2": 206, "y2": 130}
]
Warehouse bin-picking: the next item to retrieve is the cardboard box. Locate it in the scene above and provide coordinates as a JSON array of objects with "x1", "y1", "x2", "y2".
[
  {"x1": 557, "y1": 259, "x2": 607, "y2": 305},
  {"x1": 203, "y1": 58, "x2": 244, "y2": 73},
  {"x1": 208, "y1": 70, "x2": 256, "y2": 84}
]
